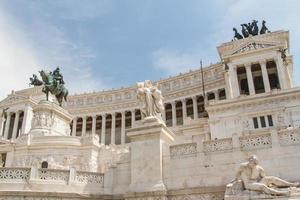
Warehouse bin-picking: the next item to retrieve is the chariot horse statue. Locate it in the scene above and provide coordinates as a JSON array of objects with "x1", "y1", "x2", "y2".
[{"x1": 29, "y1": 67, "x2": 68, "y2": 106}]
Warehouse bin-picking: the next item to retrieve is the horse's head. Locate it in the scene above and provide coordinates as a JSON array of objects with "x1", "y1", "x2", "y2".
[{"x1": 39, "y1": 70, "x2": 49, "y2": 83}]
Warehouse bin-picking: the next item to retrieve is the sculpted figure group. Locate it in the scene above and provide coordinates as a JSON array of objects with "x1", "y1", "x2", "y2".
[
  {"x1": 226, "y1": 155, "x2": 300, "y2": 198},
  {"x1": 233, "y1": 20, "x2": 270, "y2": 40},
  {"x1": 136, "y1": 80, "x2": 164, "y2": 119}
]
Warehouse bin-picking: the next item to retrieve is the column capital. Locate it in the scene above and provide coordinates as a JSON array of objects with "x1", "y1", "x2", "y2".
[
  {"x1": 171, "y1": 101, "x2": 176, "y2": 106},
  {"x1": 101, "y1": 113, "x2": 106, "y2": 118},
  {"x1": 258, "y1": 59, "x2": 267, "y2": 65},
  {"x1": 244, "y1": 63, "x2": 252, "y2": 68},
  {"x1": 181, "y1": 98, "x2": 186, "y2": 103},
  {"x1": 82, "y1": 115, "x2": 87, "y2": 120},
  {"x1": 92, "y1": 115, "x2": 97, "y2": 119},
  {"x1": 111, "y1": 112, "x2": 116, "y2": 117}
]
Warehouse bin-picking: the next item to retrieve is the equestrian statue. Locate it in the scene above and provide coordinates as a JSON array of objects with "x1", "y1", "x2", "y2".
[{"x1": 29, "y1": 67, "x2": 68, "y2": 106}]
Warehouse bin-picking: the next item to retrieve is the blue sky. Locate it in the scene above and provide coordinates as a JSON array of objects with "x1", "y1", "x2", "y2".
[{"x1": 0, "y1": 0, "x2": 300, "y2": 98}]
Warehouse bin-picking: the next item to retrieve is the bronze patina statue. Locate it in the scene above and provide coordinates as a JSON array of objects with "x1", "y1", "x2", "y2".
[
  {"x1": 260, "y1": 20, "x2": 270, "y2": 34},
  {"x1": 233, "y1": 20, "x2": 270, "y2": 40},
  {"x1": 30, "y1": 67, "x2": 68, "y2": 106},
  {"x1": 233, "y1": 28, "x2": 243, "y2": 40}
]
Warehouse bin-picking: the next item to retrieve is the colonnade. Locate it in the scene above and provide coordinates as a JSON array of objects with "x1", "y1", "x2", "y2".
[
  {"x1": 72, "y1": 89, "x2": 226, "y2": 145},
  {"x1": 229, "y1": 59, "x2": 285, "y2": 98}
]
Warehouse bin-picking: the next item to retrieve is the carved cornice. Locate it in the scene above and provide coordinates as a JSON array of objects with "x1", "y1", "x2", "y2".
[{"x1": 218, "y1": 30, "x2": 289, "y2": 59}]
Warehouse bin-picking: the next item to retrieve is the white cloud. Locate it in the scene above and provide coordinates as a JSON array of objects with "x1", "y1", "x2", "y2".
[
  {"x1": 0, "y1": 6, "x2": 41, "y2": 99},
  {"x1": 0, "y1": 3, "x2": 109, "y2": 99},
  {"x1": 152, "y1": 48, "x2": 201, "y2": 74}
]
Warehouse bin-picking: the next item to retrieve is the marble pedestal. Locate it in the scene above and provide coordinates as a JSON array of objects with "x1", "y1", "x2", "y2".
[
  {"x1": 126, "y1": 116, "x2": 175, "y2": 199},
  {"x1": 29, "y1": 100, "x2": 72, "y2": 136}
]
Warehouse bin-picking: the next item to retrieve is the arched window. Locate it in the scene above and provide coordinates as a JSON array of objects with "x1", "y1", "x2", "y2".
[{"x1": 41, "y1": 161, "x2": 48, "y2": 168}]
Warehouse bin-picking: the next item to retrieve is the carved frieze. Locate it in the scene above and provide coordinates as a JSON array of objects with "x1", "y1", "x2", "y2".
[{"x1": 170, "y1": 143, "x2": 197, "y2": 159}]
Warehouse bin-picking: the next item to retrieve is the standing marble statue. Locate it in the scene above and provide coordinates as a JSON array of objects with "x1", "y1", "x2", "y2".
[
  {"x1": 136, "y1": 80, "x2": 164, "y2": 119},
  {"x1": 225, "y1": 155, "x2": 300, "y2": 199}
]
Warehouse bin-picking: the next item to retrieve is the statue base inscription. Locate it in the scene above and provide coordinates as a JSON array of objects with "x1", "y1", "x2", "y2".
[{"x1": 29, "y1": 100, "x2": 72, "y2": 136}]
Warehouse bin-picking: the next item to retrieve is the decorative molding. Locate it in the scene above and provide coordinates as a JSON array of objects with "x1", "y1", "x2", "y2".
[
  {"x1": 239, "y1": 133, "x2": 272, "y2": 150},
  {"x1": 170, "y1": 143, "x2": 197, "y2": 159},
  {"x1": 278, "y1": 129, "x2": 300, "y2": 146},
  {"x1": 203, "y1": 138, "x2": 233, "y2": 153}
]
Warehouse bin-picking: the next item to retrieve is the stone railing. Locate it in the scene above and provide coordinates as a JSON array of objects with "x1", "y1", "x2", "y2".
[
  {"x1": 75, "y1": 171, "x2": 104, "y2": 185},
  {"x1": 239, "y1": 133, "x2": 272, "y2": 151},
  {"x1": 168, "y1": 129, "x2": 300, "y2": 156},
  {"x1": 203, "y1": 138, "x2": 233, "y2": 153},
  {"x1": 0, "y1": 167, "x2": 104, "y2": 187},
  {"x1": 0, "y1": 167, "x2": 30, "y2": 182},
  {"x1": 278, "y1": 129, "x2": 300, "y2": 146},
  {"x1": 38, "y1": 168, "x2": 69, "y2": 183},
  {"x1": 170, "y1": 143, "x2": 197, "y2": 159}
]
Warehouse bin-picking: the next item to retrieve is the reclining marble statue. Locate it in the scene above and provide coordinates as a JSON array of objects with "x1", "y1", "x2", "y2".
[
  {"x1": 225, "y1": 155, "x2": 300, "y2": 198},
  {"x1": 136, "y1": 80, "x2": 164, "y2": 119}
]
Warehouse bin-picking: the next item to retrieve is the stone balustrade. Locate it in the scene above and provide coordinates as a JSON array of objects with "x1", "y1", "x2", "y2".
[
  {"x1": 169, "y1": 129, "x2": 300, "y2": 158},
  {"x1": 278, "y1": 128, "x2": 300, "y2": 146},
  {"x1": 0, "y1": 167, "x2": 30, "y2": 182},
  {"x1": 203, "y1": 138, "x2": 233, "y2": 153},
  {"x1": 239, "y1": 133, "x2": 272, "y2": 151},
  {"x1": 0, "y1": 167, "x2": 104, "y2": 188}
]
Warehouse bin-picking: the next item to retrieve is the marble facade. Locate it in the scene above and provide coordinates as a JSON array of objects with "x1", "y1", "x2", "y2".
[{"x1": 0, "y1": 30, "x2": 300, "y2": 199}]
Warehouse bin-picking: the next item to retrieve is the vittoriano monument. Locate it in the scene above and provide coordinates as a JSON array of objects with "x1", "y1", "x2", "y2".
[
  {"x1": 30, "y1": 67, "x2": 68, "y2": 106},
  {"x1": 233, "y1": 20, "x2": 270, "y2": 40}
]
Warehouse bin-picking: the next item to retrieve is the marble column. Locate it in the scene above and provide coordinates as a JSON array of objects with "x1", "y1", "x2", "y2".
[
  {"x1": 228, "y1": 65, "x2": 240, "y2": 97},
  {"x1": 260, "y1": 60, "x2": 271, "y2": 92},
  {"x1": 192, "y1": 96, "x2": 198, "y2": 119},
  {"x1": 121, "y1": 111, "x2": 126, "y2": 144},
  {"x1": 3, "y1": 112, "x2": 11, "y2": 139},
  {"x1": 171, "y1": 101, "x2": 176, "y2": 127},
  {"x1": 245, "y1": 64, "x2": 255, "y2": 95},
  {"x1": 162, "y1": 107, "x2": 166, "y2": 122},
  {"x1": 82, "y1": 116, "x2": 87, "y2": 136},
  {"x1": 131, "y1": 110, "x2": 135, "y2": 127},
  {"x1": 275, "y1": 56, "x2": 287, "y2": 89},
  {"x1": 101, "y1": 114, "x2": 106, "y2": 145},
  {"x1": 72, "y1": 117, "x2": 77, "y2": 136},
  {"x1": 0, "y1": 116, "x2": 4, "y2": 137},
  {"x1": 92, "y1": 115, "x2": 97, "y2": 135},
  {"x1": 182, "y1": 99, "x2": 187, "y2": 121},
  {"x1": 111, "y1": 113, "x2": 116, "y2": 144},
  {"x1": 12, "y1": 111, "x2": 20, "y2": 139},
  {"x1": 21, "y1": 105, "x2": 33, "y2": 135},
  {"x1": 214, "y1": 91, "x2": 219, "y2": 100}
]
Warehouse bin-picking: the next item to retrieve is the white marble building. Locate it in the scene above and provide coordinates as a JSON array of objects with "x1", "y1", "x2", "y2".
[{"x1": 0, "y1": 30, "x2": 300, "y2": 199}]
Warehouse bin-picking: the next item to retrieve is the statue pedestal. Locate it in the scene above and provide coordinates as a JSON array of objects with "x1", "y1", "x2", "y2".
[
  {"x1": 126, "y1": 116, "x2": 175, "y2": 198},
  {"x1": 29, "y1": 100, "x2": 72, "y2": 136}
]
